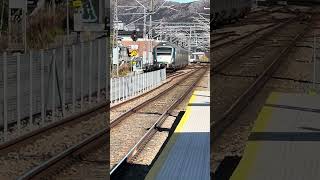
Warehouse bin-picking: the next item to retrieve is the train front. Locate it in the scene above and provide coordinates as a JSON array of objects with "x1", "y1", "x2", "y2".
[{"x1": 154, "y1": 44, "x2": 175, "y2": 69}]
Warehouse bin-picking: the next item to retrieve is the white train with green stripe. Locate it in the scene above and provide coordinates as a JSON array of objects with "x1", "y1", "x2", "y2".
[{"x1": 153, "y1": 42, "x2": 189, "y2": 71}]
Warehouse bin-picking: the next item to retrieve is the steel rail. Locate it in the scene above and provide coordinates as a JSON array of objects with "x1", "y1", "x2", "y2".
[
  {"x1": 18, "y1": 66, "x2": 208, "y2": 179},
  {"x1": 212, "y1": 17, "x2": 297, "y2": 73},
  {"x1": 229, "y1": 18, "x2": 290, "y2": 27},
  {"x1": 18, "y1": 129, "x2": 108, "y2": 179},
  {"x1": 110, "y1": 66, "x2": 204, "y2": 128},
  {"x1": 211, "y1": 16, "x2": 312, "y2": 139},
  {"x1": 211, "y1": 23, "x2": 277, "y2": 50},
  {"x1": 111, "y1": 67, "x2": 198, "y2": 109},
  {"x1": 110, "y1": 67, "x2": 208, "y2": 178},
  {"x1": 0, "y1": 101, "x2": 107, "y2": 151},
  {"x1": 0, "y1": 66, "x2": 196, "y2": 151}
]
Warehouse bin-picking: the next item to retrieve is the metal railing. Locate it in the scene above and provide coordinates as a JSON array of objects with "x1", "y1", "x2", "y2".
[
  {"x1": 0, "y1": 37, "x2": 108, "y2": 142},
  {"x1": 110, "y1": 69, "x2": 166, "y2": 105}
]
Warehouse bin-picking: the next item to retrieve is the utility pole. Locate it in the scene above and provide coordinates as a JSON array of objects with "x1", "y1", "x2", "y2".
[
  {"x1": 113, "y1": 0, "x2": 119, "y2": 76},
  {"x1": 143, "y1": 8, "x2": 146, "y2": 40},
  {"x1": 113, "y1": 0, "x2": 118, "y2": 49},
  {"x1": 149, "y1": 0, "x2": 153, "y2": 65},
  {"x1": 143, "y1": 7, "x2": 147, "y2": 65},
  {"x1": 188, "y1": 27, "x2": 192, "y2": 61}
]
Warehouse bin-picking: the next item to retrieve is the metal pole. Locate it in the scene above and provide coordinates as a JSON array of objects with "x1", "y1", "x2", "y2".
[
  {"x1": 67, "y1": 0, "x2": 70, "y2": 42},
  {"x1": 80, "y1": 43, "x2": 84, "y2": 111},
  {"x1": 29, "y1": 51, "x2": 33, "y2": 126},
  {"x1": 89, "y1": 41, "x2": 93, "y2": 104},
  {"x1": 143, "y1": 8, "x2": 147, "y2": 64},
  {"x1": 149, "y1": 0, "x2": 153, "y2": 65},
  {"x1": 97, "y1": 39, "x2": 101, "y2": 102},
  {"x1": 72, "y1": 45, "x2": 76, "y2": 113},
  {"x1": 314, "y1": 33, "x2": 316, "y2": 89},
  {"x1": 41, "y1": 50, "x2": 45, "y2": 125},
  {"x1": 52, "y1": 49, "x2": 56, "y2": 121},
  {"x1": 53, "y1": 0, "x2": 56, "y2": 15},
  {"x1": 0, "y1": 0, "x2": 5, "y2": 37},
  {"x1": 8, "y1": 2, "x2": 10, "y2": 48},
  {"x1": 110, "y1": 78, "x2": 113, "y2": 103},
  {"x1": 189, "y1": 27, "x2": 192, "y2": 61},
  {"x1": 24, "y1": 0, "x2": 27, "y2": 52},
  {"x1": 113, "y1": 0, "x2": 119, "y2": 76},
  {"x1": 113, "y1": 0, "x2": 118, "y2": 49},
  {"x1": 3, "y1": 52, "x2": 7, "y2": 141},
  {"x1": 17, "y1": 53, "x2": 21, "y2": 133},
  {"x1": 62, "y1": 45, "x2": 66, "y2": 116}
]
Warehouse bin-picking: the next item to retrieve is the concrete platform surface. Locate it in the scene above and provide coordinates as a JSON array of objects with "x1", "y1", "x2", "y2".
[
  {"x1": 145, "y1": 90, "x2": 210, "y2": 180},
  {"x1": 231, "y1": 92, "x2": 320, "y2": 180}
]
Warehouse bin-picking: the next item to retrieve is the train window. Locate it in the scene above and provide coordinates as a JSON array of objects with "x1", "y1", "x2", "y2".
[
  {"x1": 156, "y1": 47, "x2": 172, "y2": 55},
  {"x1": 157, "y1": 52, "x2": 171, "y2": 55}
]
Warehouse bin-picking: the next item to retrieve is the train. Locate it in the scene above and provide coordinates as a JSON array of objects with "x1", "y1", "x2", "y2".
[
  {"x1": 212, "y1": 0, "x2": 252, "y2": 27},
  {"x1": 151, "y1": 42, "x2": 189, "y2": 71}
]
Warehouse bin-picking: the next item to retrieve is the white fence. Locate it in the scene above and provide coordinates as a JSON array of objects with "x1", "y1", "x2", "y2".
[
  {"x1": 0, "y1": 37, "x2": 108, "y2": 142},
  {"x1": 110, "y1": 69, "x2": 166, "y2": 105}
]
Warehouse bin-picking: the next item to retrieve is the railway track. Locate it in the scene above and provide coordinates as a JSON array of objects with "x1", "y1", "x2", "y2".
[
  {"x1": 211, "y1": 13, "x2": 313, "y2": 140},
  {"x1": 19, "y1": 129, "x2": 108, "y2": 179},
  {"x1": 110, "y1": 65, "x2": 201, "y2": 119},
  {"x1": 211, "y1": 7, "x2": 307, "y2": 52},
  {"x1": 109, "y1": 66, "x2": 208, "y2": 178},
  {"x1": 211, "y1": 10, "x2": 320, "y2": 176},
  {"x1": 9, "y1": 65, "x2": 205, "y2": 179},
  {"x1": 212, "y1": 17, "x2": 297, "y2": 72},
  {"x1": 0, "y1": 99, "x2": 107, "y2": 179},
  {"x1": 212, "y1": 23, "x2": 277, "y2": 51}
]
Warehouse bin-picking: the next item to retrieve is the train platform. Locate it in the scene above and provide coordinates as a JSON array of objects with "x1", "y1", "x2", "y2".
[
  {"x1": 231, "y1": 92, "x2": 320, "y2": 179},
  {"x1": 145, "y1": 90, "x2": 210, "y2": 180}
]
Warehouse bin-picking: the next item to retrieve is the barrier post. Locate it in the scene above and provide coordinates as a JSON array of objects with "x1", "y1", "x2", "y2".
[
  {"x1": 52, "y1": 50, "x2": 56, "y2": 121},
  {"x1": 29, "y1": 51, "x2": 33, "y2": 126},
  {"x1": 17, "y1": 53, "x2": 21, "y2": 134},
  {"x1": 3, "y1": 53, "x2": 7, "y2": 141}
]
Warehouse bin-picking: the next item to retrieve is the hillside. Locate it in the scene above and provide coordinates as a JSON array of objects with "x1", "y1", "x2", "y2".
[{"x1": 116, "y1": 0, "x2": 209, "y2": 24}]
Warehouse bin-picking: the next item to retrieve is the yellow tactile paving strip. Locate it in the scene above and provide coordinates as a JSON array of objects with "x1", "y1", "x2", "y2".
[{"x1": 146, "y1": 91, "x2": 210, "y2": 180}]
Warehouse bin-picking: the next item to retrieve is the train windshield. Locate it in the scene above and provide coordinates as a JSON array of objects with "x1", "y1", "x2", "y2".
[{"x1": 156, "y1": 47, "x2": 172, "y2": 55}]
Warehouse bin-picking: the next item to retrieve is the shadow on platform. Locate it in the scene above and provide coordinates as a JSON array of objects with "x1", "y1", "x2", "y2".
[{"x1": 213, "y1": 156, "x2": 242, "y2": 180}]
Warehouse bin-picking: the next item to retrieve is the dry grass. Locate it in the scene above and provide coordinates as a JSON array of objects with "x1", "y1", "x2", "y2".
[
  {"x1": 27, "y1": 6, "x2": 66, "y2": 49},
  {"x1": 0, "y1": 32, "x2": 8, "y2": 53},
  {"x1": 112, "y1": 63, "x2": 132, "y2": 77}
]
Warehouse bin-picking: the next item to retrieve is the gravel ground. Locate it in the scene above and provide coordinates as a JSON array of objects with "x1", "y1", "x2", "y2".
[
  {"x1": 212, "y1": 23, "x2": 275, "y2": 50},
  {"x1": 211, "y1": 9, "x2": 303, "y2": 66},
  {"x1": 0, "y1": 111, "x2": 107, "y2": 178},
  {"x1": 211, "y1": 12, "x2": 320, "y2": 174},
  {"x1": 53, "y1": 142, "x2": 108, "y2": 180},
  {"x1": 110, "y1": 66, "x2": 201, "y2": 121},
  {"x1": 212, "y1": 20, "x2": 308, "y2": 124},
  {"x1": 110, "y1": 69, "x2": 206, "y2": 170},
  {"x1": 245, "y1": 7, "x2": 297, "y2": 22},
  {"x1": 213, "y1": 75, "x2": 255, "y2": 122}
]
